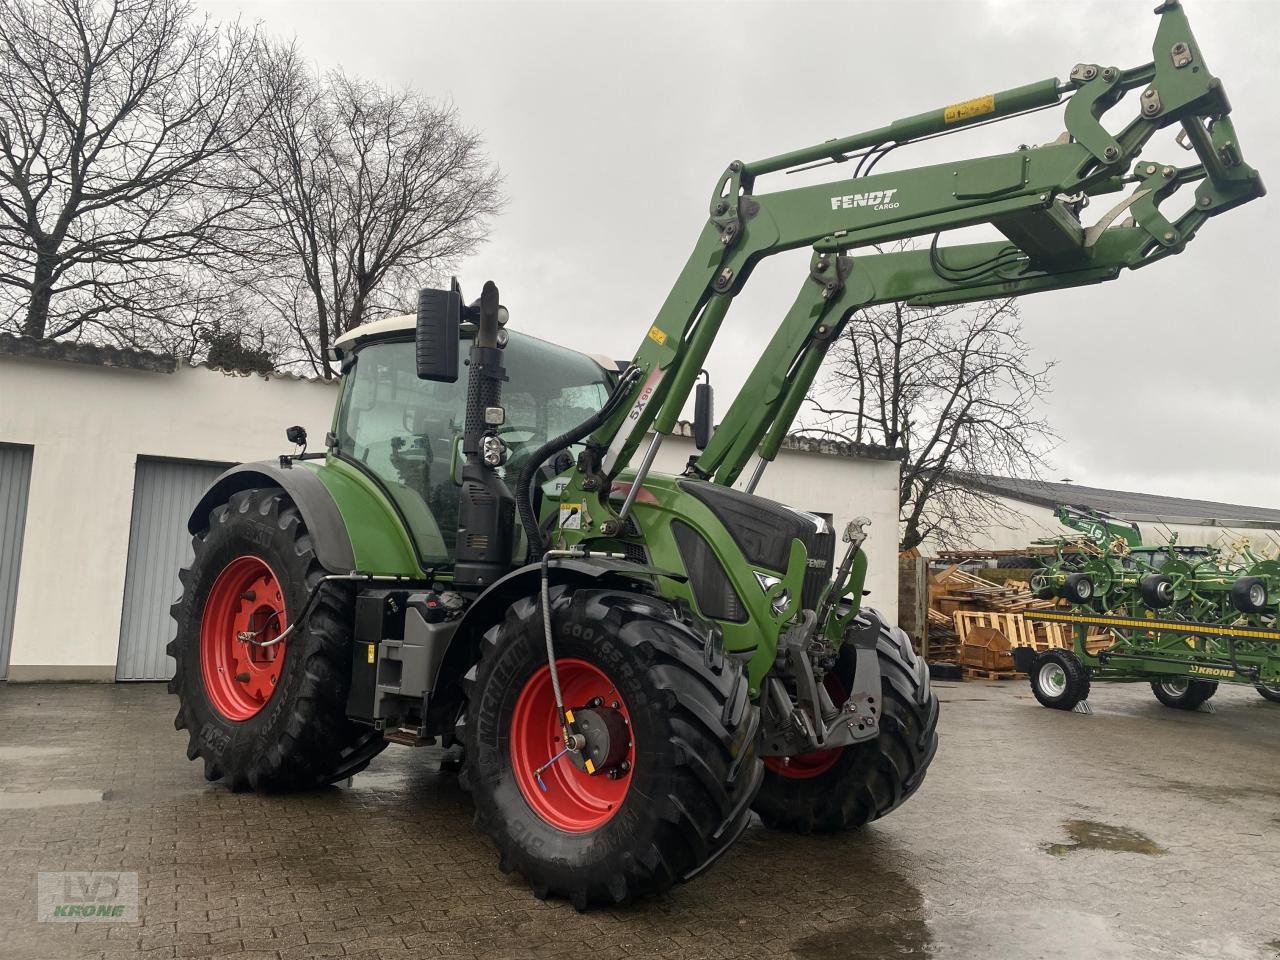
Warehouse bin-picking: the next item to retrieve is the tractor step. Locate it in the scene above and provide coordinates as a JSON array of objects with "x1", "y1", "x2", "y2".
[{"x1": 383, "y1": 727, "x2": 431, "y2": 747}]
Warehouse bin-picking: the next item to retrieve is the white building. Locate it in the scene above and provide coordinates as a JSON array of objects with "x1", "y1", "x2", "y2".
[{"x1": 0, "y1": 335, "x2": 901, "y2": 681}]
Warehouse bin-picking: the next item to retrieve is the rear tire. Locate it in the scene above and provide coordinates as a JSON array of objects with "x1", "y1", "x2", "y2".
[
  {"x1": 1256, "y1": 683, "x2": 1280, "y2": 704},
  {"x1": 1030, "y1": 649, "x2": 1091, "y2": 711},
  {"x1": 168, "y1": 488, "x2": 385, "y2": 791},
  {"x1": 460, "y1": 586, "x2": 762, "y2": 909},
  {"x1": 751, "y1": 617, "x2": 939, "y2": 834},
  {"x1": 1151, "y1": 677, "x2": 1218, "y2": 710}
]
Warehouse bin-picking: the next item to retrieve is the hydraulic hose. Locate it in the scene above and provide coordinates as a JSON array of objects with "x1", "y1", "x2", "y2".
[
  {"x1": 516, "y1": 366, "x2": 638, "y2": 560},
  {"x1": 516, "y1": 366, "x2": 640, "y2": 563}
]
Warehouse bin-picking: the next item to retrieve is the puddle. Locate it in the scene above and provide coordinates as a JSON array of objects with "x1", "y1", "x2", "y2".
[
  {"x1": 0, "y1": 746, "x2": 73, "y2": 761},
  {"x1": 0, "y1": 789, "x2": 105, "y2": 810},
  {"x1": 793, "y1": 917, "x2": 932, "y2": 958},
  {"x1": 344, "y1": 769, "x2": 410, "y2": 792},
  {"x1": 1140, "y1": 774, "x2": 1273, "y2": 805},
  {"x1": 1043, "y1": 820, "x2": 1164, "y2": 857}
]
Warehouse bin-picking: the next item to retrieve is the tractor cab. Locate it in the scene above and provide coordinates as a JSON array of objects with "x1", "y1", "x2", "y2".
[{"x1": 329, "y1": 316, "x2": 614, "y2": 566}]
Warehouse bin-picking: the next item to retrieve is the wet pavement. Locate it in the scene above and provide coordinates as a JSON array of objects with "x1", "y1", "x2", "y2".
[{"x1": 0, "y1": 678, "x2": 1276, "y2": 960}]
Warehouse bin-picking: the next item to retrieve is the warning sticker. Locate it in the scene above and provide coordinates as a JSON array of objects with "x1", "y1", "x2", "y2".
[
  {"x1": 647, "y1": 326, "x2": 667, "y2": 346},
  {"x1": 559, "y1": 502, "x2": 584, "y2": 530},
  {"x1": 943, "y1": 94, "x2": 995, "y2": 124}
]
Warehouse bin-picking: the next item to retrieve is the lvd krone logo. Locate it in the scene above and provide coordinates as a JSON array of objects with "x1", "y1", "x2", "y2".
[{"x1": 39, "y1": 871, "x2": 138, "y2": 922}]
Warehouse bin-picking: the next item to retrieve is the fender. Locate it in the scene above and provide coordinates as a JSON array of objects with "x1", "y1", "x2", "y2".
[
  {"x1": 428, "y1": 556, "x2": 683, "y2": 727},
  {"x1": 188, "y1": 461, "x2": 356, "y2": 574}
]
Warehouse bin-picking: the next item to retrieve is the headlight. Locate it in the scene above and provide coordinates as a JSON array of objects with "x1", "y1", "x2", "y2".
[
  {"x1": 753, "y1": 572, "x2": 789, "y2": 616},
  {"x1": 481, "y1": 435, "x2": 506, "y2": 467}
]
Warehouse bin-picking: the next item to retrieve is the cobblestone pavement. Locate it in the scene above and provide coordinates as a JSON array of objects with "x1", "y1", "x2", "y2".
[{"x1": 1, "y1": 679, "x2": 1277, "y2": 960}]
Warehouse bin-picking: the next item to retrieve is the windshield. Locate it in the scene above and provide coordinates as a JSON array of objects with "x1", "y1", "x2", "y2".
[{"x1": 334, "y1": 331, "x2": 610, "y2": 565}]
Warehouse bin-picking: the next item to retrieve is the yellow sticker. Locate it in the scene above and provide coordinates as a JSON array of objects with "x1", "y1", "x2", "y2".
[
  {"x1": 584, "y1": 758, "x2": 596, "y2": 774},
  {"x1": 559, "y1": 502, "x2": 584, "y2": 530},
  {"x1": 943, "y1": 94, "x2": 995, "y2": 124},
  {"x1": 565, "y1": 709, "x2": 575, "y2": 723},
  {"x1": 367, "y1": 644, "x2": 376, "y2": 664},
  {"x1": 647, "y1": 326, "x2": 667, "y2": 346}
]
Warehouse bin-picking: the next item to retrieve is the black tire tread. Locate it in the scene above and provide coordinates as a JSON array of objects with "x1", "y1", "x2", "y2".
[
  {"x1": 752, "y1": 617, "x2": 939, "y2": 834},
  {"x1": 168, "y1": 488, "x2": 385, "y2": 791},
  {"x1": 1030, "y1": 648, "x2": 1091, "y2": 711},
  {"x1": 459, "y1": 586, "x2": 763, "y2": 908},
  {"x1": 1151, "y1": 677, "x2": 1218, "y2": 711}
]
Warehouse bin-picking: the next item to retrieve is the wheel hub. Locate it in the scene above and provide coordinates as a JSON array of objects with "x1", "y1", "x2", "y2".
[
  {"x1": 566, "y1": 705, "x2": 631, "y2": 775},
  {"x1": 509, "y1": 659, "x2": 635, "y2": 832},
  {"x1": 199, "y1": 556, "x2": 287, "y2": 721},
  {"x1": 1039, "y1": 662, "x2": 1068, "y2": 698}
]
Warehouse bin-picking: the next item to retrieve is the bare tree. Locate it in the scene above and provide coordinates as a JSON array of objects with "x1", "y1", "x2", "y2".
[
  {"x1": 0, "y1": 0, "x2": 269, "y2": 344},
  {"x1": 240, "y1": 50, "x2": 503, "y2": 377},
  {"x1": 801, "y1": 296, "x2": 1056, "y2": 551}
]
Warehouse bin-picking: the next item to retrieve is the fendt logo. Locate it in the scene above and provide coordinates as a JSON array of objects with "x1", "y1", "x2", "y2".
[{"x1": 830, "y1": 188, "x2": 900, "y2": 212}]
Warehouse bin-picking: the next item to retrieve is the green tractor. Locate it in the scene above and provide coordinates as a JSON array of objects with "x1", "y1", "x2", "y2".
[{"x1": 168, "y1": 1, "x2": 1260, "y2": 907}]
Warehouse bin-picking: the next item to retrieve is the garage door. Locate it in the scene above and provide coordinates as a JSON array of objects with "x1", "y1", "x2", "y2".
[
  {"x1": 116, "y1": 457, "x2": 231, "y2": 681},
  {"x1": 0, "y1": 443, "x2": 34, "y2": 680}
]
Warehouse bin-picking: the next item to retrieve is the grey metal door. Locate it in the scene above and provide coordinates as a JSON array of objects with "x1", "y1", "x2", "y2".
[
  {"x1": 0, "y1": 443, "x2": 34, "y2": 679},
  {"x1": 116, "y1": 457, "x2": 230, "y2": 681}
]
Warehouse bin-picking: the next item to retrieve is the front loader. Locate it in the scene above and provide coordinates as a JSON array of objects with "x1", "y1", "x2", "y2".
[{"x1": 168, "y1": 1, "x2": 1262, "y2": 908}]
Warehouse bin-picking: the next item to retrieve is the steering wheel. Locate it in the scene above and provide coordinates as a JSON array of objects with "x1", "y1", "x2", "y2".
[{"x1": 497, "y1": 424, "x2": 539, "y2": 444}]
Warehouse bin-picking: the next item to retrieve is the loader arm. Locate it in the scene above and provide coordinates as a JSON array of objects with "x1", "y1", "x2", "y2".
[{"x1": 558, "y1": 0, "x2": 1263, "y2": 539}]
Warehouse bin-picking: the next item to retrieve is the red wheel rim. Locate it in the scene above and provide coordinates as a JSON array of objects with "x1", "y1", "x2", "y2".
[
  {"x1": 509, "y1": 659, "x2": 634, "y2": 833},
  {"x1": 764, "y1": 673, "x2": 847, "y2": 780},
  {"x1": 199, "y1": 556, "x2": 288, "y2": 721}
]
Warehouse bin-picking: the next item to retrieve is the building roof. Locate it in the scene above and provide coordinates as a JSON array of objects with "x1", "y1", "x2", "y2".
[
  {"x1": 962, "y1": 473, "x2": 1280, "y2": 529},
  {"x1": 667, "y1": 422, "x2": 902, "y2": 463},
  {"x1": 0, "y1": 333, "x2": 176, "y2": 374}
]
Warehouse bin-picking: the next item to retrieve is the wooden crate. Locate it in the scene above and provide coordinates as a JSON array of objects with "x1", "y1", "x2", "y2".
[{"x1": 959, "y1": 624, "x2": 1015, "y2": 673}]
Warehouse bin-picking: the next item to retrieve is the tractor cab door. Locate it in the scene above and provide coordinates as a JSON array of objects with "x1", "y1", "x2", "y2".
[{"x1": 333, "y1": 331, "x2": 611, "y2": 569}]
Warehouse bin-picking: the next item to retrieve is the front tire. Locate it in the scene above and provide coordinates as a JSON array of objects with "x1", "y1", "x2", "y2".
[
  {"x1": 460, "y1": 587, "x2": 762, "y2": 909},
  {"x1": 1030, "y1": 649, "x2": 1091, "y2": 711},
  {"x1": 168, "y1": 488, "x2": 385, "y2": 791},
  {"x1": 1151, "y1": 677, "x2": 1218, "y2": 710},
  {"x1": 751, "y1": 617, "x2": 939, "y2": 834}
]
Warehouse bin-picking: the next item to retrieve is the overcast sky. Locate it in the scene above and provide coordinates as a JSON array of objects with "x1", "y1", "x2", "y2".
[{"x1": 203, "y1": 0, "x2": 1279, "y2": 508}]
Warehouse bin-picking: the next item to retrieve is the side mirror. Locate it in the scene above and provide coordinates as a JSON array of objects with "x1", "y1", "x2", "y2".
[
  {"x1": 693, "y1": 377, "x2": 714, "y2": 450},
  {"x1": 415, "y1": 279, "x2": 461, "y2": 382}
]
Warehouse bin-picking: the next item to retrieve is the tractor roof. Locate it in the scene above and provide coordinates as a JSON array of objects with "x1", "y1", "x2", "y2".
[
  {"x1": 329, "y1": 313, "x2": 416, "y2": 359},
  {"x1": 329, "y1": 313, "x2": 619, "y2": 376}
]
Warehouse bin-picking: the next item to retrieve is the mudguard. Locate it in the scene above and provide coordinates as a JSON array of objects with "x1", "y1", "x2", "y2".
[
  {"x1": 188, "y1": 461, "x2": 356, "y2": 574},
  {"x1": 429, "y1": 556, "x2": 682, "y2": 715}
]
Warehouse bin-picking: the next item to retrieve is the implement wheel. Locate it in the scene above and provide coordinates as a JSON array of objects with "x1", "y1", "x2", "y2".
[
  {"x1": 168, "y1": 488, "x2": 385, "y2": 790},
  {"x1": 1030, "y1": 649, "x2": 1091, "y2": 711},
  {"x1": 460, "y1": 587, "x2": 762, "y2": 909},
  {"x1": 751, "y1": 616, "x2": 939, "y2": 834},
  {"x1": 1256, "y1": 684, "x2": 1280, "y2": 704},
  {"x1": 1151, "y1": 677, "x2": 1218, "y2": 710}
]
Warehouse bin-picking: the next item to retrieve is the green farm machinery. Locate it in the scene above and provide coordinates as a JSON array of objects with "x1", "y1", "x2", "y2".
[
  {"x1": 168, "y1": 1, "x2": 1261, "y2": 906},
  {"x1": 1021, "y1": 530, "x2": 1280, "y2": 710}
]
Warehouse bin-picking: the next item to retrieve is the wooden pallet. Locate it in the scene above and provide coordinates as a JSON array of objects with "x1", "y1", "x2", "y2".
[
  {"x1": 954, "y1": 610, "x2": 1034, "y2": 647},
  {"x1": 962, "y1": 667, "x2": 1019, "y2": 681}
]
